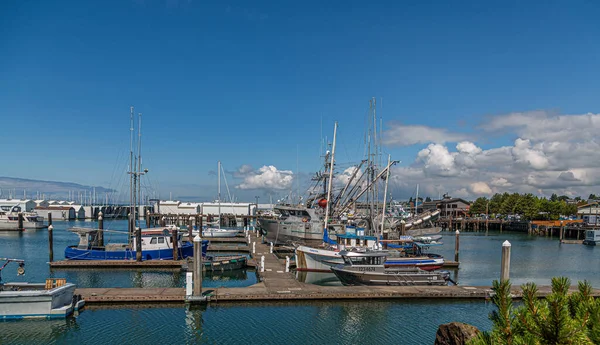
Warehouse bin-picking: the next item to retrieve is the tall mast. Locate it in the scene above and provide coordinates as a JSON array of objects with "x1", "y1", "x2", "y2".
[
  {"x1": 380, "y1": 154, "x2": 391, "y2": 239},
  {"x1": 137, "y1": 112, "x2": 142, "y2": 225},
  {"x1": 415, "y1": 184, "x2": 419, "y2": 216},
  {"x1": 323, "y1": 122, "x2": 337, "y2": 239},
  {"x1": 218, "y1": 161, "x2": 221, "y2": 229},
  {"x1": 129, "y1": 106, "x2": 134, "y2": 235}
]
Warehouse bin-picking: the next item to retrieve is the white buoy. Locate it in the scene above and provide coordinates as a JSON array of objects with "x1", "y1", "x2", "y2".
[
  {"x1": 285, "y1": 256, "x2": 290, "y2": 272},
  {"x1": 260, "y1": 255, "x2": 265, "y2": 273}
]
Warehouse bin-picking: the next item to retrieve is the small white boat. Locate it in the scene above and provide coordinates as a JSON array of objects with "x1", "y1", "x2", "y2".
[
  {"x1": 0, "y1": 259, "x2": 85, "y2": 319},
  {"x1": 196, "y1": 227, "x2": 240, "y2": 238},
  {"x1": 583, "y1": 230, "x2": 600, "y2": 246}
]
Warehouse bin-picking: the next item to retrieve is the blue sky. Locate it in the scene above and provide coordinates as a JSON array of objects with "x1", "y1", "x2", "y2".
[{"x1": 2, "y1": 0, "x2": 600, "y2": 202}]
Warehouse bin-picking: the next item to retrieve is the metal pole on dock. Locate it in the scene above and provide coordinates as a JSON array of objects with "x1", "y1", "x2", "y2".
[
  {"x1": 48, "y1": 225, "x2": 54, "y2": 262},
  {"x1": 260, "y1": 255, "x2": 265, "y2": 273},
  {"x1": 270, "y1": 242, "x2": 273, "y2": 254},
  {"x1": 98, "y1": 212, "x2": 104, "y2": 247},
  {"x1": 193, "y1": 235, "x2": 203, "y2": 297},
  {"x1": 454, "y1": 230, "x2": 460, "y2": 263},
  {"x1": 172, "y1": 229, "x2": 178, "y2": 260},
  {"x1": 501, "y1": 240, "x2": 511, "y2": 282},
  {"x1": 188, "y1": 217, "x2": 193, "y2": 242},
  {"x1": 252, "y1": 242, "x2": 256, "y2": 254},
  {"x1": 285, "y1": 256, "x2": 290, "y2": 272},
  {"x1": 47, "y1": 212, "x2": 52, "y2": 227}
]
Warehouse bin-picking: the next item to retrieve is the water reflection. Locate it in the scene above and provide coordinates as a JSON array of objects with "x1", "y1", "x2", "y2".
[
  {"x1": 185, "y1": 304, "x2": 207, "y2": 343},
  {"x1": 0, "y1": 315, "x2": 80, "y2": 343},
  {"x1": 295, "y1": 270, "x2": 342, "y2": 286}
]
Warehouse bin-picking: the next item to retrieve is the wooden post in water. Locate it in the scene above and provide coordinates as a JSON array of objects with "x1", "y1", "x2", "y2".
[
  {"x1": 17, "y1": 213, "x2": 23, "y2": 231},
  {"x1": 48, "y1": 225, "x2": 54, "y2": 262},
  {"x1": 145, "y1": 214, "x2": 150, "y2": 228},
  {"x1": 454, "y1": 230, "x2": 460, "y2": 263},
  {"x1": 172, "y1": 229, "x2": 178, "y2": 260},
  {"x1": 47, "y1": 212, "x2": 52, "y2": 227},
  {"x1": 98, "y1": 212, "x2": 104, "y2": 247},
  {"x1": 193, "y1": 235, "x2": 203, "y2": 297},
  {"x1": 559, "y1": 221, "x2": 564, "y2": 242},
  {"x1": 500, "y1": 240, "x2": 511, "y2": 282},
  {"x1": 188, "y1": 217, "x2": 193, "y2": 242}
]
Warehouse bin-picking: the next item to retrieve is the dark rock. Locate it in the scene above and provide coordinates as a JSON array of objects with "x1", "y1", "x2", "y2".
[{"x1": 434, "y1": 322, "x2": 480, "y2": 345}]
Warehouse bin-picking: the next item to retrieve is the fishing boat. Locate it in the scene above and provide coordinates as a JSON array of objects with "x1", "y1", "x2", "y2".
[
  {"x1": 0, "y1": 258, "x2": 84, "y2": 319},
  {"x1": 0, "y1": 205, "x2": 45, "y2": 231},
  {"x1": 64, "y1": 226, "x2": 206, "y2": 260},
  {"x1": 330, "y1": 250, "x2": 452, "y2": 286},
  {"x1": 65, "y1": 107, "x2": 208, "y2": 261},
  {"x1": 295, "y1": 211, "x2": 445, "y2": 272}
]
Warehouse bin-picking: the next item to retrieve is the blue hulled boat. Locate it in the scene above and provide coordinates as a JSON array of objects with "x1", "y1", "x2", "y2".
[{"x1": 64, "y1": 227, "x2": 208, "y2": 260}]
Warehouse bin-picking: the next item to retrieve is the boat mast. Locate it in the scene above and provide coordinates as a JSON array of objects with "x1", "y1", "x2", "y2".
[
  {"x1": 129, "y1": 106, "x2": 134, "y2": 243},
  {"x1": 415, "y1": 184, "x2": 419, "y2": 216},
  {"x1": 323, "y1": 122, "x2": 337, "y2": 240},
  {"x1": 380, "y1": 154, "x2": 391, "y2": 240},
  {"x1": 218, "y1": 161, "x2": 221, "y2": 229},
  {"x1": 137, "y1": 112, "x2": 142, "y2": 227}
]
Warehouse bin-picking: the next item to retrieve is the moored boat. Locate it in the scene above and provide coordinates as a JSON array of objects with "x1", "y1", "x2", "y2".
[
  {"x1": 583, "y1": 230, "x2": 600, "y2": 246},
  {"x1": 64, "y1": 227, "x2": 207, "y2": 260},
  {"x1": 0, "y1": 258, "x2": 84, "y2": 319},
  {"x1": 330, "y1": 250, "x2": 451, "y2": 286},
  {"x1": 0, "y1": 205, "x2": 45, "y2": 231}
]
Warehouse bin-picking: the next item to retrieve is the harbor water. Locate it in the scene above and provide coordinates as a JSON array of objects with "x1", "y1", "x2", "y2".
[{"x1": 0, "y1": 221, "x2": 598, "y2": 344}]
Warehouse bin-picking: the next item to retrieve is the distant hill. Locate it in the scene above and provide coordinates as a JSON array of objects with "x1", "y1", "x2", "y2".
[{"x1": 0, "y1": 176, "x2": 115, "y2": 200}]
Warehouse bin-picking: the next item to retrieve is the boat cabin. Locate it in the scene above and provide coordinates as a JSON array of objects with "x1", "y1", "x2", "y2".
[
  {"x1": 583, "y1": 230, "x2": 600, "y2": 246},
  {"x1": 339, "y1": 250, "x2": 389, "y2": 266},
  {"x1": 69, "y1": 227, "x2": 185, "y2": 251}
]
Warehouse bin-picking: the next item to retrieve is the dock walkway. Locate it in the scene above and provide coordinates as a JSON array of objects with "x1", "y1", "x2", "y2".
[{"x1": 74, "y1": 231, "x2": 600, "y2": 305}]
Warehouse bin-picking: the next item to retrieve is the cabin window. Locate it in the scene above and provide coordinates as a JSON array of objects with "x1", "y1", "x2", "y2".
[
  {"x1": 150, "y1": 237, "x2": 157, "y2": 244},
  {"x1": 158, "y1": 237, "x2": 165, "y2": 244}
]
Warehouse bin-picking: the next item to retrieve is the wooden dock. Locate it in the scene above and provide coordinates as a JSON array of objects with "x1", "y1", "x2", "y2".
[{"x1": 74, "y1": 233, "x2": 599, "y2": 305}]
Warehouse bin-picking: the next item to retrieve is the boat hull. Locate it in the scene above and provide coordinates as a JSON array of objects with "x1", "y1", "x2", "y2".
[
  {"x1": 295, "y1": 246, "x2": 343, "y2": 272},
  {"x1": 0, "y1": 219, "x2": 46, "y2": 230},
  {"x1": 259, "y1": 218, "x2": 323, "y2": 246},
  {"x1": 200, "y1": 228, "x2": 240, "y2": 238},
  {"x1": 64, "y1": 241, "x2": 207, "y2": 260},
  {"x1": 0, "y1": 283, "x2": 81, "y2": 319},
  {"x1": 330, "y1": 265, "x2": 449, "y2": 286}
]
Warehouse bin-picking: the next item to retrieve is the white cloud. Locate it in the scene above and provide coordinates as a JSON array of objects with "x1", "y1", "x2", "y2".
[
  {"x1": 383, "y1": 123, "x2": 471, "y2": 146},
  {"x1": 385, "y1": 110, "x2": 600, "y2": 199},
  {"x1": 236, "y1": 165, "x2": 293, "y2": 190},
  {"x1": 469, "y1": 182, "x2": 492, "y2": 195}
]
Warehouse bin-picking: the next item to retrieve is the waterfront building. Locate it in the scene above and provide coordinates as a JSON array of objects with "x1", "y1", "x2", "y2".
[
  {"x1": 422, "y1": 196, "x2": 471, "y2": 218},
  {"x1": 0, "y1": 199, "x2": 36, "y2": 212}
]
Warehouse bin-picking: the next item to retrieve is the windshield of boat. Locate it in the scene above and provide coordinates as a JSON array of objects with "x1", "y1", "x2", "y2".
[{"x1": 344, "y1": 255, "x2": 384, "y2": 266}]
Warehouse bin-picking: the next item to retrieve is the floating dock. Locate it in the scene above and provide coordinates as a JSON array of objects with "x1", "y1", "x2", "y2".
[{"x1": 73, "y1": 233, "x2": 600, "y2": 305}]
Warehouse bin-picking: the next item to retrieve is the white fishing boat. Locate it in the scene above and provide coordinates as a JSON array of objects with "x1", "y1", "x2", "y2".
[
  {"x1": 0, "y1": 258, "x2": 85, "y2": 319},
  {"x1": 330, "y1": 250, "x2": 452, "y2": 286},
  {"x1": 0, "y1": 205, "x2": 45, "y2": 231}
]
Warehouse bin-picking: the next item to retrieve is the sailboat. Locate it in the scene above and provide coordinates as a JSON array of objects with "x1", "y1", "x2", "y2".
[
  {"x1": 197, "y1": 161, "x2": 240, "y2": 238},
  {"x1": 64, "y1": 107, "x2": 208, "y2": 261}
]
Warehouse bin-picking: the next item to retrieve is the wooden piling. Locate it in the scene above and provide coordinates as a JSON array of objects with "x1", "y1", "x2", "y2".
[
  {"x1": 98, "y1": 212, "x2": 104, "y2": 247},
  {"x1": 454, "y1": 230, "x2": 460, "y2": 263},
  {"x1": 501, "y1": 240, "x2": 511, "y2": 282},
  {"x1": 188, "y1": 217, "x2": 193, "y2": 242},
  {"x1": 193, "y1": 235, "x2": 203, "y2": 297},
  {"x1": 17, "y1": 213, "x2": 23, "y2": 231},
  {"x1": 47, "y1": 212, "x2": 52, "y2": 227},
  {"x1": 48, "y1": 225, "x2": 54, "y2": 262},
  {"x1": 172, "y1": 229, "x2": 178, "y2": 260}
]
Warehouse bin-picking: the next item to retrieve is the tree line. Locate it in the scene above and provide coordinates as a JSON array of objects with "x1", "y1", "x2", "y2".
[{"x1": 468, "y1": 192, "x2": 579, "y2": 221}]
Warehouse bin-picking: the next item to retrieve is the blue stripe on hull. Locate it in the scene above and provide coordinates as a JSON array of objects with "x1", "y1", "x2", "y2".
[{"x1": 64, "y1": 241, "x2": 208, "y2": 260}]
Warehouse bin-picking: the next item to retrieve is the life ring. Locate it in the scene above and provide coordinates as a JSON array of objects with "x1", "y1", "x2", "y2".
[{"x1": 302, "y1": 217, "x2": 308, "y2": 223}]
